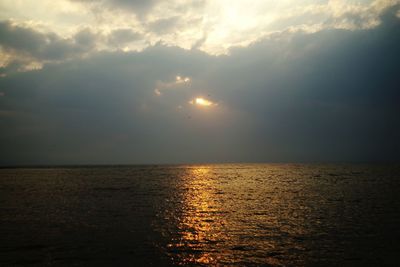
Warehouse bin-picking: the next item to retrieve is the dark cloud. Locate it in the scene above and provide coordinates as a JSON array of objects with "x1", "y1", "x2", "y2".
[
  {"x1": 74, "y1": 28, "x2": 98, "y2": 47},
  {"x1": 0, "y1": 7, "x2": 399, "y2": 165},
  {"x1": 106, "y1": 0, "x2": 156, "y2": 13},
  {"x1": 0, "y1": 21, "x2": 97, "y2": 61},
  {"x1": 107, "y1": 28, "x2": 142, "y2": 47},
  {"x1": 0, "y1": 60, "x2": 26, "y2": 77},
  {"x1": 191, "y1": 33, "x2": 207, "y2": 50},
  {"x1": 0, "y1": 21, "x2": 46, "y2": 56},
  {"x1": 71, "y1": 0, "x2": 157, "y2": 16},
  {"x1": 147, "y1": 17, "x2": 180, "y2": 34},
  {"x1": 72, "y1": 0, "x2": 204, "y2": 17}
]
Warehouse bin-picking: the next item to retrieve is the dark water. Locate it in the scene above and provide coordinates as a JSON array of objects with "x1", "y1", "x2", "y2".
[{"x1": 1, "y1": 164, "x2": 399, "y2": 266}]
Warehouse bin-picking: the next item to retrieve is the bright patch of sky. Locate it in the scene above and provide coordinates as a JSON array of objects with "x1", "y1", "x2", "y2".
[{"x1": 1, "y1": 0, "x2": 397, "y2": 56}]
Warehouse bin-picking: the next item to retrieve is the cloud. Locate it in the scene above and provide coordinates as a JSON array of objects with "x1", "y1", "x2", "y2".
[
  {"x1": 1, "y1": 0, "x2": 398, "y2": 59},
  {"x1": 107, "y1": 28, "x2": 142, "y2": 47},
  {"x1": 0, "y1": 21, "x2": 48, "y2": 56},
  {"x1": 154, "y1": 75, "x2": 191, "y2": 96},
  {"x1": 105, "y1": 0, "x2": 156, "y2": 12},
  {"x1": 147, "y1": 16, "x2": 181, "y2": 34},
  {"x1": 0, "y1": 21, "x2": 99, "y2": 71},
  {"x1": 191, "y1": 33, "x2": 208, "y2": 50},
  {"x1": 74, "y1": 28, "x2": 98, "y2": 47},
  {"x1": 70, "y1": 0, "x2": 157, "y2": 15},
  {"x1": 0, "y1": 6, "x2": 399, "y2": 164}
]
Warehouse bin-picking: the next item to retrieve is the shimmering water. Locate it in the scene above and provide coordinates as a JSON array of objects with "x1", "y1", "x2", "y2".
[{"x1": 1, "y1": 164, "x2": 399, "y2": 266}]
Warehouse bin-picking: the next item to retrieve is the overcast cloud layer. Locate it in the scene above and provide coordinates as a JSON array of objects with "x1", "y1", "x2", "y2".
[{"x1": 0, "y1": 2, "x2": 399, "y2": 165}]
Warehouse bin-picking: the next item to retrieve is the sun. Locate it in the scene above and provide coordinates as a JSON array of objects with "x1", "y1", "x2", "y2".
[
  {"x1": 195, "y1": 98, "x2": 213, "y2": 106},
  {"x1": 189, "y1": 97, "x2": 216, "y2": 107}
]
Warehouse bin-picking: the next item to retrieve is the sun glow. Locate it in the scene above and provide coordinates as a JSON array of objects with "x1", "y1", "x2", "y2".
[
  {"x1": 190, "y1": 97, "x2": 216, "y2": 107},
  {"x1": 196, "y1": 98, "x2": 212, "y2": 106}
]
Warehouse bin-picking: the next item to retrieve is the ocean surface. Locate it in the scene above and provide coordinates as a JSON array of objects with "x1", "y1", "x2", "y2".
[{"x1": 1, "y1": 164, "x2": 399, "y2": 266}]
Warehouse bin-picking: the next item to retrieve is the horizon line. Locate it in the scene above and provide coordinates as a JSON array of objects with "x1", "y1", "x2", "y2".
[{"x1": 1, "y1": 161, "x2": 399, "y2": 169}]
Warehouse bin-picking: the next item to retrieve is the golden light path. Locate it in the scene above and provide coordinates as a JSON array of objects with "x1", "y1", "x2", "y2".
[
  {"x1": 177, "y1": 166, "x2": 227, "y2": 265},
  {"x1": 161, "y1": 164, "x2": 311, "y2": 266}
]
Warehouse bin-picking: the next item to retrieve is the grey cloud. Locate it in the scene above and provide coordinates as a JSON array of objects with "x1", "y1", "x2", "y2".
[
  {"x1": 106, "y1": 0, "x2": 156, "y2": 13},
  {"x1": 0, "y1": 21, "x2": 45, "y2": 55},
  {"x1": 75, "y1": 28, "x2": 98, "y2": 47},
  {"x1": 324, "y1": 2, "x2": 400, "y2": 29},
  {"x1": 191, "y1": 33, "x2": 207, "y2": 50},
  {"x1": 147, "y1": 17, "x2": 180, "y2": 34},
  {"x1": 0, "y1": 60, "x2": 26, "y2": 77},
  {"x1": 0, "y1": 21, "x2": 98, "y2": 62},
  {"x1": 0, "y1": 6, "x2": 399, "y2": 165},
  {"x1": 107, "y1": 28, "x2": 142, "y2": 46},
  {"x1": 81, "y1": 0, "x2": 205, "y2": 17},
  {"x1": 71, "y1": 0, "x2": 157, "y2": 15}
]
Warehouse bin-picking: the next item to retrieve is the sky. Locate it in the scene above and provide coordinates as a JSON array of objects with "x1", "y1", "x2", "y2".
[{"x1": 0, "y1": 0, "x2": 399, "y2": 165}]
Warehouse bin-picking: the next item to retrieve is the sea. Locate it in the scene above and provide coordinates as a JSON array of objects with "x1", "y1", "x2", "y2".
[{"x1": 0, "y1": 164, "x2": 399, "y2": 266}]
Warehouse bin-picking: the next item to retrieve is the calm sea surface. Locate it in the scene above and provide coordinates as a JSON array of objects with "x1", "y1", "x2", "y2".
[{"x1": 0, "y1": 164, "x2": 399, "y2": 266}]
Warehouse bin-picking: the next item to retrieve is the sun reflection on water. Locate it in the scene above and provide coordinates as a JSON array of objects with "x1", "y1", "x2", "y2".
[
  {"x1": 161, "y1": 164, "x2": 311, "y2": 266},
  {"x1": 168, "y1": 166, "x2": 228, "y2": 265}
]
